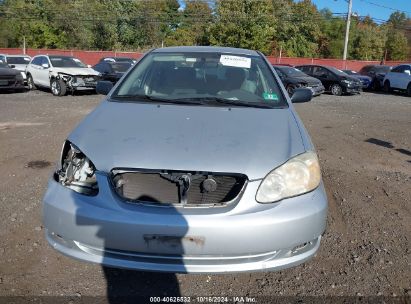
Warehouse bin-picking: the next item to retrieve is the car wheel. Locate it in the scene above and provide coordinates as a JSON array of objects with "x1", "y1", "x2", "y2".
[
  {"x1": 286, "y1": 84, "x2": 295, "y2": 96},
  {"x1": 51, "y1": 78, "x2": 67, "y2": 96},
  {"x1": 330, "y1": 84, "x2": 343, "y2": 96},
  {"x1": 407, "y1": 83, "x2": 411, "y2": 97},
  {"x1": 383, "y1": 80, "x2": 391, "y2": 93},
  {"x1": 27, "y1": 74, "x2": 36, "y2": 90},
  {"x1": 371, "y1": 80, "x2": 380, "y2": 91}
]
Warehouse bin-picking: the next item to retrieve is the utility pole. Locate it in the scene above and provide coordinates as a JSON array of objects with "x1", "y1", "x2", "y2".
[{"x1": 343, "y1": 0, "x2": 353, "y2": 62}]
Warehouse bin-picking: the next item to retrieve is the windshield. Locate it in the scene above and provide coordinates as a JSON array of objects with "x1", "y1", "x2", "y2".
[
  {"x1": 111, "y1": 62, "x2": 132, "y2": 73},
  {"x1": 276, "y1": 66, "x2": 307, "y2": 77},
  {"x1": 112, "y1": 51, "x2": 286, "y2": 108},
  {"x1": 343, "y1": 70, "x2": 357, "y2": 75},
  {"x1": 328, "y1": 66, "x2": 348, "y2": 76},
  {"x1": 6, "y1": 56, "x2": 31, "y2": 64},
  {"x1": 49, "y1": 56, "x2": 87, "y2": 68}
]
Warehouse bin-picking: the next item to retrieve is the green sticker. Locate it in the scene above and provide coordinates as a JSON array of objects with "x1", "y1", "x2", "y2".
[{"x1": 263, "y1": 92, "x2": 279, "y2": 101}]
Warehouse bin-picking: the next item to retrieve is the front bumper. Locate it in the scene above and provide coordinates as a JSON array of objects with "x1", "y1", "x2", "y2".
[
  {"x1": 307, "y1": 85, "x2": 325, "y2": 96},
  {"x1": 344, "y1": 85, "x2": 362, "y2": 94},
  {"x1": 43, "y1": 172, "x2": 328, "y2": 273}
]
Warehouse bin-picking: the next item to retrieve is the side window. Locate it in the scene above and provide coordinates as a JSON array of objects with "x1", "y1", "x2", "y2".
[
  {"x1": 42, "y1": 57, "x2": 50, "y2": 67},
  {"x1": 313, "y1": 67, "x2": 325, "y2": 77},
  {"x1": 31, "y1": 57, "x2": 42, "y2": 66}
]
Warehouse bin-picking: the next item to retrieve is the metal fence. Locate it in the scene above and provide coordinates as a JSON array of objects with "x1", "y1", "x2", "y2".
[{"x1": 0, "y1": 48, "x2": 407, "y2": 70}]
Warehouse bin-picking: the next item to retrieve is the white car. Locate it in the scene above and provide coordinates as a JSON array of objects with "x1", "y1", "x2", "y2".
[
  {"x1": 0, "y1": 54, "x2": 31, "y2": 84},
  {"x1": 26, "y1": 55, "x2": 100, "y2": 96},
  {"x1": 383, "y1": 64, "x2": 411, "y2": 96}
]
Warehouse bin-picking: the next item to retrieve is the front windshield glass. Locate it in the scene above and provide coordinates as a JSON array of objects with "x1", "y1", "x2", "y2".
[
  {"x1": 6, "y1": 56, "x2": 31, "y2": 64},
  {"x1": 328, "y1": 66, "x2": 348, "y2": 76},
  {"x1": 276, "y1": 66, "x2": 307, "y2": 77},
  {"x1": 49, "y1": 56, "x2": 87, "y2": 68},
  {"x1": 343, "y1": 70, "x2": 357, "y2": 75},
  {"x1": 111, "y1": 62, "x2": 132, "y2": 73},
  {"x1": 112, "y1": 52, "x2": 286, "y2": 108}
]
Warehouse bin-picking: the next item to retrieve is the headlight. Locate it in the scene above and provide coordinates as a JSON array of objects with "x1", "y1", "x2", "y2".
[
  {"x1": 256, "y1": 151, "x2": 321, "y2": 203},
  {"x1": 55, "y1": 141, "x2": 98, "y2": 195},
  {"x1": 341, "y1": 79, "x2": 350, "y2": 84},
  {"x1": 20, "y1": 71, "x2": 26, "y2": 79}
]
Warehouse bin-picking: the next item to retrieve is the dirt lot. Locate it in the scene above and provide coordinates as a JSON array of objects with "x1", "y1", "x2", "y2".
[{"x1": 0, "y1": 89, "x2": 410, "y2": 302}]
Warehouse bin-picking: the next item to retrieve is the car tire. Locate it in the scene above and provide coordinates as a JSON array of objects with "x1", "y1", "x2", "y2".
[
  {"x1": 51, "y1": 78, "x2": 67, "y2": 96},
  {"x1": 330, "y1": 84, "x2": 343, "y2": 96},
  {"x1": 27, "y1": 74, "x2": 36, "y2": 90},
  {"x1": 286, "y1": 84, "x2": 295, "y2": 96},
  {"x1": 371, "y1": 80, "x2": 380, "y2": 91},
  {"x1": 383, "y1": 80, "x2": 391, "y2": 93},
  {"x1": 407, "y1": 83, "x2": 411, "y2": 97}
]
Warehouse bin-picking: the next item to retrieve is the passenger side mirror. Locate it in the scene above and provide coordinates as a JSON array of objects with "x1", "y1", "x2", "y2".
[
  {"x1": 41, "y1": 63, "x2": 49, "y2": 69},
  {"x1": 96, "y1": 81, "x2": 113, "y2": 95},
  {"x1": 290, "y1": 88, "x2": 312, "y2": 103}
]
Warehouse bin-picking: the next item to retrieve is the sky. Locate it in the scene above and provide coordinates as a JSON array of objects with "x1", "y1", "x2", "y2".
[
  {"x1": 178, "y1": 0, "x2": 411, "y2": 22},
  {"x1": 310, "y1": 0, "x2": 411, "y2": 22}
]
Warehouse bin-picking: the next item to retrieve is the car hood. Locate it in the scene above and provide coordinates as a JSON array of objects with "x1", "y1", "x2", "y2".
[
  {"x1": 351, "y1": 75, "x2": 372, "y2": 81},
  {"x1": 0, "y1": 68, "x2": 20, "y2": 76},
  {"x1": 68, "y1": 101, "x2": 306, "y2": 180},
  {"x1": 52, "y1": 67, "x2": 100, "y2": 76}
]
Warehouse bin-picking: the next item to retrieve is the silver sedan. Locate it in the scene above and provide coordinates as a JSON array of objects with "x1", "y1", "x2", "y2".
[{"x1": 43, "y1": 46, "x2": 327, "y2": 273}]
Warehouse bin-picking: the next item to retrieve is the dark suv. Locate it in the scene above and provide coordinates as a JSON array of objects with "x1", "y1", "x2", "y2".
[
  {"x1": 296, "y1": 65, "x2": 362, "y2": 96},
  {"x1": 358, "y1": 65, "x2": 392, "y2": 91}
]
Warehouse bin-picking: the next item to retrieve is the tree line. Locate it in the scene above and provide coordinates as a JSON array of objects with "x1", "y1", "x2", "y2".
[{"x1": 0, "y1": 0, "x2": 409, "y2": 60}]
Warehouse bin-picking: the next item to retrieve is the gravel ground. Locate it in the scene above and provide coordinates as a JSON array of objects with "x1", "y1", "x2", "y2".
[{"x1": 0, "y1": 89, "x2": 410, "y2": 303}]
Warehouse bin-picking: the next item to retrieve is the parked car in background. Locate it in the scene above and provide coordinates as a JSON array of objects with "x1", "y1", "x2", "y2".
[
  {"x1": 1, "y1": 54, "x2": 31, "y2": 84},
  {"x1": 0, "y1": 61, "x2": 25, "y2": 92},
  {"x1": 358, "y1": 65, "x2": 392, "y2": 91},
  {"x1": 273, "y1": 65, "x2": 324, "y2": 96},
  {"x1": 296, "y1": 65, "x2": 362, "y2": 96},
  {"x1": 43, "y1": 46, "x2": 327, "y2": 273},
  {"x1": 383, "y1": 64, "x2": 411, "y2": 96},
  {"x1": 26, "y1": 55, "x2": 100, "y2": 96},
  {"x1": 92, "y1": 61, "x2": 132, "y2": 85},
  {"x1": 99, "y1": 57, "x2": 137, "y2": 64},
  {"x1": 343, "y1": 70, "x2": 372, "y2": 90}
]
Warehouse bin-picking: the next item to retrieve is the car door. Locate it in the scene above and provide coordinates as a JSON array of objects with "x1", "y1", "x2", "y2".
[
  {"x1": 398, "y1": 65, "x2": 411, "y2": 89},
  {"x1": 312, "y1": 66, "x2": 332, "y2": 89},
  {"x1": 389, "y1": 65, "x2": 404, "y2": 89},
  {"x1": 37, "y1": 57, "x2": 52, "y2": 87}
]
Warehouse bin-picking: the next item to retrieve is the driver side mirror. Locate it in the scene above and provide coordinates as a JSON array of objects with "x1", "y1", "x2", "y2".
[
  {"x1": 9, "y1": 64, "x2": 15, "y2": 68},
  {"x1": 404, "y1": 70, "x2": 410, "y2": 75},
  {"x1": 290, "y1": 88, "x2": 312, "y2": 103}
]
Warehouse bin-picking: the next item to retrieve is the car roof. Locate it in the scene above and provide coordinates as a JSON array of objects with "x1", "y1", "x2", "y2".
[{"x1": 152, "y1": 46, "x2": 260, "y2": 56}]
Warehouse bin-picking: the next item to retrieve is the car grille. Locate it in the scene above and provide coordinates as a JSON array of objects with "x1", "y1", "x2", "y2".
[
  {"x1": 0, "y1": 75, "x2": 16, "y2": 85},
  {"x1": 111, "y1": 170, "x2": 247, "y2": 207}
]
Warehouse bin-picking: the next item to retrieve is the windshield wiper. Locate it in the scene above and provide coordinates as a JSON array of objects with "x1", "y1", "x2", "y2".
[
  {"x1": 174, "y1": 97, "x2": 276, "y2": 109},
  {"x1": 111, "y1": 94, "x2": 205, "y2": 105}
]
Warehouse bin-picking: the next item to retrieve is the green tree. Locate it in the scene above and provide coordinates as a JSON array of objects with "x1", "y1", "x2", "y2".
[
  {"x1": 209, "y1": 0, "x2": 275, "y2": 54},
  {"x1": 165, "y1": 0, "x2": 213, "y2": 46}
]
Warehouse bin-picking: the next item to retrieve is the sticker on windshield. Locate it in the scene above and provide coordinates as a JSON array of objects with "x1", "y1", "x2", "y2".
[
  {"x1": 220, "y1": 55, "x2": 251, "y2": 69},
  {"x1": 263, "y1": 92, "x2": 279, "y2": 101}
]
